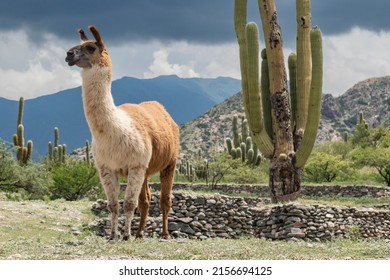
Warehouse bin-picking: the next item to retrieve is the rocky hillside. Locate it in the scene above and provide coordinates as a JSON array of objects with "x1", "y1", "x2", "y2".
[{"x1": 180, "y1": 76, "x2": 390, "y2": 157}]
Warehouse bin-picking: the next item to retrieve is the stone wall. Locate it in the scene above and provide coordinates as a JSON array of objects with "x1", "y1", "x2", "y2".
[
  {"x1": 90, "y1": 191, "x2": 390, "y2": 241},
  {"x1": 148, "y1": 183, "x2": 390, "y2": 198},
  {"x1": 252, "y1": 204, "x2": 390, "y2": 241}
]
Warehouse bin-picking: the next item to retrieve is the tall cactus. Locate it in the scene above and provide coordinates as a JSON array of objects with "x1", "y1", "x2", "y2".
[
  {"x1": 234, "y1": 0, "x2": 323, "y2": 202},
  {"x1": 13, "y1": 97, "x2": 33, "y2": 165}
]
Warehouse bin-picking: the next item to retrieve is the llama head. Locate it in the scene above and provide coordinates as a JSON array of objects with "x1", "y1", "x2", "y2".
[{"x1": 65, "y1": 25, "x2": 111, "y2": 69}]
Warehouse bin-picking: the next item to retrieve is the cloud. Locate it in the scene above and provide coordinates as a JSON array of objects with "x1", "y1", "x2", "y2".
[
  {"x1": 143, "y1": 49, "x2": 200, "y2": 78},
  {"x1": 0, "y1": 29, "x2": 80, "y2": 100},
  {"x1": 322, "y1": 27, "x2": 390, "y2": 95},
  {"x1": 2, "y1": 26, "x2": 390, "y2": 101},
  {"x1": 1, "y1": 0, "x2": 390, "y2": 46}
]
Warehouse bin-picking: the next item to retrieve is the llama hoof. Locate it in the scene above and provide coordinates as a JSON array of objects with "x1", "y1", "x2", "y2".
[
  {"x1": 135, "y1": 232, "x2": 144, "y2": 239},
  {"x1": 161, "y1": 234, "x2": 171, "y2": 240},
  {"x1": 108, "y1": 233, "x2": 120, "y2": 242},
  {"x1": 122, "y1": 235, "x2": 131, "y2": 241}
]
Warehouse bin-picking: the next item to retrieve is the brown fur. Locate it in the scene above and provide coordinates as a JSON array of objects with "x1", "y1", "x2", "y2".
[{"x1": 66, "y1": 26, "x2": 179, "y2": 240}]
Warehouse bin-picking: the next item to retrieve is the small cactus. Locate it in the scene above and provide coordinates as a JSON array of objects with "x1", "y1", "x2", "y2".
[
  {"x1": 225, "y1": 116, "x2": 262, "y2": 166},
  {"x1": 13, "y1": 97, "x2": 33, "y2": 165},
  {"x1": 85, "y1": 140, "x2": 91, "y2": 165},
  {"x1": 48, "y1": 127, "x2": 67, "y2": 164}
]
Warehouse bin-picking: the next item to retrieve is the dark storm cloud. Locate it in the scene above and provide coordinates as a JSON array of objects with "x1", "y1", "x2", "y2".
[{"x1": 1, "y1": 0, "x2": 390, "y2": 45}]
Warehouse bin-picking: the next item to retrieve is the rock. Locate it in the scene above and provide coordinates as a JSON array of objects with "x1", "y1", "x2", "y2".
[{"x1": 197, "y1": 212, "x2": 206, "y2": 220}]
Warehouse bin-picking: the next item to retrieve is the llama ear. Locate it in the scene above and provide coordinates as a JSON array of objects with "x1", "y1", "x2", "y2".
[
  {"x1": 88, "y1": 25, "x2": 105, "y2": 51},
  {"x1": 78, "y1": 29, "x2": 89, "y2": 41}
]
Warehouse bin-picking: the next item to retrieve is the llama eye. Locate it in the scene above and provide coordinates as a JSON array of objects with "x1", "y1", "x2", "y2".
[{"x1": 85, "y1": 45, "x2": 96, "y2": 53}]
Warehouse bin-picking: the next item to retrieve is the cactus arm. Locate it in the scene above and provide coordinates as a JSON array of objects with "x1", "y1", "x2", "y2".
[
  {"x1": 54, "y1": 127, "x2": 59, "y2": 148},
  {"x1": 26, "y1": 140, "x2": 33, "y2": 162},
  {"x1": 244, "y1": 21, "x2": 273, "y2": 158},
  {"x1": 295, "y1": 27, "x2": 323, "y2": 168},
  {"x1": 261, "y1": 49, "x2": 273, "y2": 140},
  {"x1": 240, "y1": 142, "x2": 246, "y2": 162},
  {"x1": 17, "y1": 97, "x2": 24, "y2": 129},
  {"x1": 232, "y1": 115, "x2": 240, "y2": 148},
  {"x1": 234, "y1": 0, "x2": 250, "y2": 118},
  {"x1": 48, "y1": 141, "x2": 53, "y2": 162},
  {"x1": 86, "y1": 140, "x2": 91, "y2": 165},
  {"x1": 245, "y1": 22, "x2": 263, "y2": 134},
  {"x1": 235, "y1": 0, "x2": 273, "y2": 158},
  {"x1": 288, "y1": 53, "x2": 297, "y2": 131},
  {"x1": 13, "y1": 134, "x2": 18, "y2": 146},
  {"x1": 295, "y1": 0, "x2": 312, "y2": 131},
  {"x1": 16, "y1": 124, "x2": 25, "y2": 162},
  {"x1": 225, "y1": 137, "x2": 233, "y2": 155}
]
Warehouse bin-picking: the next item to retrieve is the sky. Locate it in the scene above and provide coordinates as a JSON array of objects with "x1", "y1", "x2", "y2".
[{"x1": 1, "y1": 0, "x2": 390, "y2": 100}]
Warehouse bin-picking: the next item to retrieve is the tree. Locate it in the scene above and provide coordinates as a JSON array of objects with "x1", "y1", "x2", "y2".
[
  {"x1": 352, "y1": 147, "x2": 390, "y2": 186},
  {"x1": 350, "y1": 123, "x2": 390, "y2": 186},
  {"x1": 207, "y1": 153, "x2": 241, "y2": 189}
]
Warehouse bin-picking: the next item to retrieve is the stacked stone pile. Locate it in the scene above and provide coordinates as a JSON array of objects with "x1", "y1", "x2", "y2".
[{"x1": 90, "y1": 191, "x2": 390, "y2": 241}]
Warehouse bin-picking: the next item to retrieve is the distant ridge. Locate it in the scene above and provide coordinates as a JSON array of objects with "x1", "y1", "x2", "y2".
[
  {"x1": 180, "y1": 76, "x2": 390, "y2": 157},
  {"x1": 0, "y1": 75, "x2": 241, "y2": 158}
]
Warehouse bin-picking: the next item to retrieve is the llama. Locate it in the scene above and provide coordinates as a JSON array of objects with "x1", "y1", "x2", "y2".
[{"x1": 65, "y1": 26, "x2": 179, "y2": 240}]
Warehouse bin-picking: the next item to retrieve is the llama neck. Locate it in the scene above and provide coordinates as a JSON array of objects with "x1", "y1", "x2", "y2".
[{"x1": 81, "y1": 65, "x2": 117, "y2": 132}]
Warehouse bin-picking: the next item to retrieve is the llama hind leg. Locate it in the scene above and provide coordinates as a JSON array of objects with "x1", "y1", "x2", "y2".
[
  {"x1": 99, "y1": 167, "x2": 120, "y2": 241},
  {"x1": 123, "y1": 166, "x2": 145, "y2": 241},
  {"x1": 160, "y1": 163, "x2": 176, "y2": 239},
  {"x1": 136, "y1": 178, "x2": 151, "y2": 239}
]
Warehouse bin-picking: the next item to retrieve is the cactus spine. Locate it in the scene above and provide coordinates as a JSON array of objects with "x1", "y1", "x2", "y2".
[
  {"x1": 13, "y1": 97, "x2": 33, "y2": 164},
  {"x1": 234, "y1": 0, "x2": 323, "y2": 202}
]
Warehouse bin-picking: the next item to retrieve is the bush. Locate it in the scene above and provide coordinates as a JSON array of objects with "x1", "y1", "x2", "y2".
[
  {"x1": 206, "y1": 152, "x2": 268, "y2": 187},
  {"x1": 351, "y1": 147, "x2": 390, "y2": 186},
  {"x1": 50, "y1": 160, "x2": 101, "y2": 201},
  {"x1": 304, "y1": 152, "x2": 352, "y2": 183},
  {"x1": 0, "y1": 140, "x2": 52, "y2": 200}
]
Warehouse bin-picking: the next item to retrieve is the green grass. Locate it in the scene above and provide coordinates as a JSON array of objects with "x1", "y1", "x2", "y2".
[
  {"x1": 0, "y1": 195, "x2": 389, "y2": 260},
  {"x1": 298, "y1": 195, "x2": 390, "y2": 207}
]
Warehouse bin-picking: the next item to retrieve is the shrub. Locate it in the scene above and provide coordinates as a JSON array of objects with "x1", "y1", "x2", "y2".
[
  {"x1": 0, "y1": 140, "x2": 52, "y2": 200},
  {"x1": 304, "y1": 152, "x2": 352, "y2": 183},
  {"x1": 50, "y1": 160, "x2": 101, "y2": 201},
  {"x1": 351, "y1": 147, "x2": 390, "y2": 186}
]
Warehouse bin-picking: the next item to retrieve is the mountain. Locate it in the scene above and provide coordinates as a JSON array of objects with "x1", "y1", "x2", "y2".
[
  {"x1": 319, "y1": 77, "x2": 390, "y2": 139},
  {"x1": 180, "y1": 76, "x2": 390, "y2": 157},
  {"x1": 0, "y1": 75, "x2": 241, "y2": 158}
]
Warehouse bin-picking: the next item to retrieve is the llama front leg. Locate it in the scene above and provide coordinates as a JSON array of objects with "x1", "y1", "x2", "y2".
[
  {"x1": 160, "y1": 163, "x2": 176, "y2": 239},
  {"x1": 99, "y1": 167, "x2": 120, "y2": 241},
  {"x1": 123, "y1": 166, "x2": 145, "y2": 241}
]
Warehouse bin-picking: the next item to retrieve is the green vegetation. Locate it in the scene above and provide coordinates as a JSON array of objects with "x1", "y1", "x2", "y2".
[
  {"x1": 1, "y1": 139, "x2": 101, "y2": 201},
  {"x1": 50, "y1": 160, "x2": 101, "y2": 201},
  {"x1": 0, "y1": 141, "x2": 51, "y2": 200}
]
